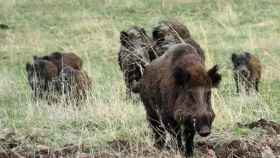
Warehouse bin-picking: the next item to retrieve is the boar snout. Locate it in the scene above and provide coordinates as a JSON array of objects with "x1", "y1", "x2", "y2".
[
  {"x1": 197, "y1": 125, "x2": 211, "y2": 137},
  {"x1": 193, "y1": 118, "x2": 211, "y2": 137},
  {"x1": 241, "y1": 69, "x2": 249, "y2": 78},
  {"x1": 236, "y1": 66, "x2": 250, "y2": 78},
  {"x1": 192, "y1": 113, "x2": 213, "y2": 137}
]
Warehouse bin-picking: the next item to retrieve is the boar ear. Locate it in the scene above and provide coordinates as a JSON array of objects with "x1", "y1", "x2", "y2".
[
  {"x1": 51, "y1": 52, "x2": 63, "y2": 59},
  {"x1": 37, "y1": 61, "x2": 47, "y2": 71},
  {"x1": 41, "y1": 55, "x2": 49, "y2": 60},
  {"x1": 120, "y1": 31, "x2": 129, "y2": 48},
  {"x1": 208, "y1": 65, "x2": 222, "y2": 88},
  {"x1": 231, "y1": 53, "x2": 237, "y2": 62},
  {"x1": 173, "y1": 67, "x2": 190, "y2": 85},
  {"x1": 140, "y1": 28, "x2": 147, "y2": 35},
  {"x1": 152, "y1": 27, "x2": 162, "y2": 41},
  {"x1": 26, "y1": 62, "x2": 32, "y2": 71},
  {"x1": 244, "y1": 52, "x2": 251, "y2": 60},
  {"x1": 33, "y1": 56, "x2": 38, "y2": 60}
]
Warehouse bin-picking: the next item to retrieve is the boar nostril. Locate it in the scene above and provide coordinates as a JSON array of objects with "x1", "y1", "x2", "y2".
[{"x1": 199, "y1": 130, "x2": 210, "y2": 137}]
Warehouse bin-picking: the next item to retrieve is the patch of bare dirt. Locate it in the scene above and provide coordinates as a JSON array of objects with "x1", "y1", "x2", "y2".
[
  {"x1": 95, "y1": 139, "x2": 183, "y2": 158},
  {"x1": 1, "y1": 119, "x2": 279, "y2": 158},
  {"x1": 215, "y1": 139, "x2": 263, "y2": 158},
  {"x1": 0, "y1": 129, "x2": 93, "y2": 158},
  {"x1": 196, "y1": 119, "x2": 280, "y2": 158},
  {"x1": 0, "y1": 145, "x2": 93, "y2": 158},
  {"x1": 196, "y1": 135, "x2": 280, "y2": 158},
  {"x1": 237, "y1": 119, "x2": 280, "y2": 135}
]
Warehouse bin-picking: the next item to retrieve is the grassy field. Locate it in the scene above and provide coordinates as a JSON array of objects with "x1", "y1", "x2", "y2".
[{"x1": 0, "y1": 0, "x2": 280, "y2": 157}]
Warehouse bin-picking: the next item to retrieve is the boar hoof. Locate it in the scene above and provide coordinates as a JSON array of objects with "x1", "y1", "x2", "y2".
[
  {"x1": 154, "y1": 142, "x2": 165, "y2": 150},
  {"x1": 185, "y1": 150, "x2": 194, "y2": 157}
]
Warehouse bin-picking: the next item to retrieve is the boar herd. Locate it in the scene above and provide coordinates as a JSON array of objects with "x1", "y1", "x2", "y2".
[
  {"x1": 117, "y1": 19, "x2": 262, "y2": 157},
  {"x1": 25, "y1": 19, "x2": 262, "y2": 157},
  {"x1": 26, "y1": 52, "x2": 92, "y2": 103}
]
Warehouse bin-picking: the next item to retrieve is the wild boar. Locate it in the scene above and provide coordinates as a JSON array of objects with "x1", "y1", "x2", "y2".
[
  {"x1": 26, "y1": 57, "x2": 58, "y2": 99},
  {"x1": 139, "y1": 43, "x2": 222, "y2": 157},
  {"x1": 39, "y1": 52, "x2": 83, "y2": 73},
  {"x1": 231, "y1": 52, "x2": 261, "y2": 94},
  {"x1": 150, "y1": 19, "x2": 205, "y2": 61},
  {"x1": 58, "y1": 66, "x2": 92, "y2": 102},
  {"x1": 118, "y1": 26, "x2": 153, "y2": 97}
]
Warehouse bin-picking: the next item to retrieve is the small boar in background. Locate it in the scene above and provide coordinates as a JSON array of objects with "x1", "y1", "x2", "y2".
[
  {"x1": 231, "y1": 52, "x2": 261, "y2": 94},
  {"x1": 58, "y1": 66, "x2": 92, "y2": 102},
  {"x1": 150, "y1": 19, "x2": 205, "y2": 61},
  {"x1": 40, "y1": 52, "x2": 83, "y2": 72},
  {"x1": 26, "y1": 52, "x2": 91, "y2": 104},
  {"x1": 26, "y1": 57, "x2": 58, "y2": 99}
]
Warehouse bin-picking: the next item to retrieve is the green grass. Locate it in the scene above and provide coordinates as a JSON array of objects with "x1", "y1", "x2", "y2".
[{"x1": 0, "y1": 0, "x2": 280, "y2": 157}]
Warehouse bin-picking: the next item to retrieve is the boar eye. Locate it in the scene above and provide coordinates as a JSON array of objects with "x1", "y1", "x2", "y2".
[
  {"x1": 173, "y1": 67, "x2": 190, "y2": 86},
  {"x1": 234, "y1": 61, "x2": 239, "y2": 67},
  {"x1": 189, "y1": 93, "x2": 195, "y2": 102}
]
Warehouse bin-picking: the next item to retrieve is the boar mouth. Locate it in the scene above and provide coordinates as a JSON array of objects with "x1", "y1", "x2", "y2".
[
  {"x1": 240, "y1": 70, "x2": 250, "y2": 78},
  {"x1": 235, "y1": 67, "x2": 250, "y2": 78},
  {"x1": 174, "y1": 111, "x2": 212, "y2": 137}
]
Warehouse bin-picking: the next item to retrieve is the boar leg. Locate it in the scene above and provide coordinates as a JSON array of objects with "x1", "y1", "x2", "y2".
[
  {"x1": 145, "y1": 106, "x2": 166, "y2": 149},
  {"x1": 124, "y1": 70, "x2": 133, "y2": 97},
  {"x1": 131, "y1": 80, "x2": 141, "y2": 93},
  {"x1": 245, "y1": 80, "x2": 252, "y2": 95},
  {"x1": 234, "y1": 74, "x2": 240, "y2": 93},
  {"x1": 125, "y1": 64, "x2": 142, "y2": 97},
  {"x1": 163, "y1": 118, "x2": 183, "y2": 151},
  {"x1": 126, "y1": 89, "x2": 132, "y2": 98},
  {"x1": 183, "y1": 127, "x2": 195, "y2": 157},
  {"x1": 172, "y1": 127, "x2": 183, "y2": 152},
  {"x1": 255, "y1": 80, "x2": 259, "y2": 92}
]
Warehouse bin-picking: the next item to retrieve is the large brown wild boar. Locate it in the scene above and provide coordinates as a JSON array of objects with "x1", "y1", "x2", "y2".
[
  {"x1": 139, "y1": 43, "x2": 222, "y2": 157},
  {"x1": 231, "y1": 52, "x2": 261, "y2": 94}
]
